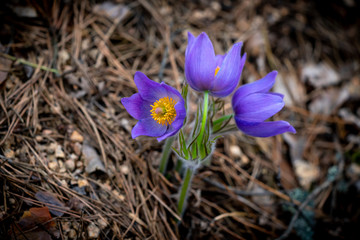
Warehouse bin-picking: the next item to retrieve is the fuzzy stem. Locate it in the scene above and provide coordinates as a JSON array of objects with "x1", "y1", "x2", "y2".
[
  {"x1": 175, "y1": 158, "x2": 183, "y2": 172},
  {"x1": 177, "y1": 167, "x2": 194, "y2": 216},
  {"x1": 197, "y1": 91, "x2": 209, "y2": 158},
  {"x1": 159, "y1": 136, "x2": 175, "y2": 174}
]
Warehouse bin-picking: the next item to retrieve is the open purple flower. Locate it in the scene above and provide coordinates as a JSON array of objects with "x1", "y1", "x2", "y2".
[
  {"x1": 185, "y1": 32, "x2": 246, "y2": 97},
  {"x1": 121, "y1": 72, "x2": 186, "y2": 142},
  {"x1": 232, "y1": 71, "x2": 296, "y2": 137}
]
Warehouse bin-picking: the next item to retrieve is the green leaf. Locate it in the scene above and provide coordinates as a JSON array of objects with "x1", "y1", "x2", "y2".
[
  {"x1": 212, "y1": 114, "x2": 233, "y2": 133},
  {"x1": 179, "y1": 130, "x2": 189, "y2": 160},
  {"x1": 192, "y1": 105, "x2": 201, "y2": 138}
]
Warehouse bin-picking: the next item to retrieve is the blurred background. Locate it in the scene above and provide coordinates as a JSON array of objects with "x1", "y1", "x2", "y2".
[{"x1": 0, "y1": 0, "x2": 359, "y2": 239}]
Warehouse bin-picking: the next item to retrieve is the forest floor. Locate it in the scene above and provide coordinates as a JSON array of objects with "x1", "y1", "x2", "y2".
[{"x1": 0, "y1": 0, "x2": 359, "y2": 239}]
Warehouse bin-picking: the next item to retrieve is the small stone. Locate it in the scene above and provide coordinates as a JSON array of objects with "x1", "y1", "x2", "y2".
[
  {"x1": 120, "y1": 165, "x2": 129, "y2": 175},
  {"x1": 112, "y1": 190, "x2": 125, "y2": 201},
  {"x1": 65, "y1": 159, "x2": 76, "y2": 171},
  {"x1": 42, "y1": 129, "x2": 53, "y2": 135},
  {"x1": 346, "y1": 163, "x2": 360, "y2": 180},
  {"x1": 229, "y1": 145, "x2": 242, "y2": 158},
  {"x1": 55, "y1": 145, "x2": 65, "y2": 159},
  {"x1": 58, "y1": 49, "x2": 70, "y2": 64},
  {"x1": 76, "y1": 161, "x2": 83, "y2": 168},
  {"x1": 70, "y1": 130, "x2": 84, "y2": 142},
  {"x1": 210, "y1": 1, "x2": 221, "y2": 11},
  {"x1": 4, "y1": 149, "x2": 15, "y2": 159},
  {"x1": 58, "y1": 160, "x2": 66, "y2": 172},
  {"x1": 78, "y1": 179, "x2": 88, "y2": 188},
  {"x1": 103, "y1": 180, "x2": 112, "y2": 191},
  {"x1": 69, "y1": 153, "x2": 78, "y2": 160},
  {"x1": 68, "y1": 229, "x2": 77, "y2": 239},
  {"x1": 48, "y1": 154, "x2": 56, "y2": 162},
  {"x1": 29, "y1": 156, "x2": 35, "y2": 165},
  {"x1": 9, "y1": 198, "x2": 15, "y2": 204},
  {"x1": 97, "y1": 218, "x2": 108, "y2": 229},
  {"x1": 120, "y1": 119, "x2": 131, "y2": 133},
  {"x1": 62, "y1": 221, "x2": 71, "y2": 232},
  {"x1": 87, "y1": 223, "x2": 100, "y2": 239},
  {"x1": 73, "y1": 142, "x2": 82, "y2": 156},
  {"x1": 48, "y1": 161, "x2": 59, "y2": 171},
  {"x1": 48, "y1": 142, "x2": 57, "y2": 154},
  {"x1": 60, "y1": 180, "x2": 68, "y2": 187},
  {"x1": 241, "y1": 156, "x2": 250, "y2": 165},
  {"x1": 251, "y1": 185, "x2": 274, "y2": 206},
  {"x1": 35, "y1": 135, "x2": 43, "y2": 141}
]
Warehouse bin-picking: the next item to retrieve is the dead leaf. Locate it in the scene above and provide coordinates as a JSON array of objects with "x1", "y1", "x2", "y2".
[
  {"x1": 301, "y1": 62, "x2": 340, "y2": 88},
  {"x1": 18, "y1": 207, "x2": 55, "y2": 230},
  {"x1": 66, "y1": 74, "x2": 92, "y2": 98},
  {"x1": 0, "y1": 45, "x2": 12, "y2": 85},
  {"x1": 309, "y1": 87, "x2": 349, "y2": 115},
  {"x1": 251, "y1": 185, "x2": 275, "y2": 206},
  {"x1": 93, "y1": 2, "x2": 130, "y2": 21},
  {"x1": 35, "y1": 191, "x2": 68, "y2": 217},
  {"x1": 83, "y1": 143, "x2": 106, "y2": 174},
  {"x1": 13, "y1": 6, "x2": 38, "y2": 18},
  {"x1": 70, "y1": 130, "x2": 84, "y2": 142},
  {"x1": 293, "y1": 159, "x2": 320, "y2": 189},
  {"x1": 284, "y1": 135, "x2": 320, "y2": 189},
  {"x1": 275, "y1": 72, "x2": 306, "y2": 106},
  {"x1": 13, "y1": 207, "x2": 58, "y2": 240},
  {"x1": 339, "y1": 108, "x2": 360, "y2": 128},
  {"x1": 67, "y1": 197, "x2": 85, "y2": 211}
]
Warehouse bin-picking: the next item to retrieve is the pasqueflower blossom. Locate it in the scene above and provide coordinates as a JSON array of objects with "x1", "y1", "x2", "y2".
[
  {"x1": 185, "y1": 32, "x2": 246, "y2": 97},
  {"x1": 232, "y1": 71, "x2": 296, "y2": 137},
  {"x1": 121, "y1": 72, "x2": 186, "y2": 142}
]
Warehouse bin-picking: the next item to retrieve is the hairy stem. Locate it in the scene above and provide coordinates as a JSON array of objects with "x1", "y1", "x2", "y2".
[
  {"x1": 159, "y1": 136, "x2": 175, "y2": 174},
  {"x1": 177, "y1": 167, "x2": 194, "y2": 216},
  {"x1": 197, "y1": 91, "x2": 209, "y2": 158}
]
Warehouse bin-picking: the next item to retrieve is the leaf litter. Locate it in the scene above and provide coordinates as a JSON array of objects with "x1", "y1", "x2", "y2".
[{"x1": 0, "y1": 0, "x2": 359, "y2": 239}]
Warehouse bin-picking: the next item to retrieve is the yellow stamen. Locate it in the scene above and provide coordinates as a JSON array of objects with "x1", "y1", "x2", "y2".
[
  {"x1": 215, "y1": 66, "x2": 220, "y2": 76},
  {"x1": 150, "y1": 96, "x2": 177, "y2": 125}
]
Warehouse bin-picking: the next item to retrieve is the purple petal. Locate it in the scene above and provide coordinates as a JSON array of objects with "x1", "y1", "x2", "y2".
[
  {"x1": 121, "y1": 93, "x2": 152, "y2": 120},
  {"x1": 233, "y1": 93, "x2": 284, "y2": 122},
  {"x1": 185, "y1": 32, "x2": 216, "y2": 91},
  {"x1": 131, "y1": 117, "x2": 167, "y2": 138},
  {"x1": 211, "y1": 44, "x2": 246, "y2": 97},
  {"x1": 232, "y1": 71, "x2": 278, "y2": 102},
  {"x1": 161, "y1": 83, "x2": 183, "y2": 103},
  {"x1": 268, "y1": 92, "x2": 284, "y2": 99},
  {"x1": 185, "y1": 32, "x2": 196, "y2": 59},
  {"x1": 235, "y1": 119, "x2": 296, "y2": 137},
  {"x1": 134, "y1": 71, "x2": 167, "y2": 102},
  {"x1": 215, "y1": 54, "x2": 226, "y2": 67},
  {"x1": 157, "y1": 100, "x2": 186, "y2": 142}
]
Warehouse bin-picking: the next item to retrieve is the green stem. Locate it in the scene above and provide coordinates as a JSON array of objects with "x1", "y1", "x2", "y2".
[
  {"x1": 177, "y1": 167, "x2": 194, "y2": 216},
  {"x1": 197, "y1": 91, "x2": 209, "y2": 158},
  {"x1": 159, "y1": 136, "x2": 175, "y2": 174},
  {"x1": 175, "y1": 158, "x2": 183, "y2": 172}
]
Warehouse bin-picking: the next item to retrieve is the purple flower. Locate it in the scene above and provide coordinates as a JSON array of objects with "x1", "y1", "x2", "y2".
[
  {"x1": 232, "y1": 71, "x2": 296, "y2": 137},
  {"x1": 121, "y1": 72, "x2": 186, "y2": 142},
  {"x1": 185, "y1": 32, "x2": 246, "y2": 97}
]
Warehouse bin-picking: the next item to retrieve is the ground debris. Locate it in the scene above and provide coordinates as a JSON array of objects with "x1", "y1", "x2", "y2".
[{"x1": 0, "y1": 0, "x2": 359, "y2": 239}]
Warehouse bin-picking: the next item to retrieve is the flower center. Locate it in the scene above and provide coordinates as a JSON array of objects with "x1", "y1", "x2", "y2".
[
  {"x1": 215, "y1": 66, "x2": 220, "y2": 76},
  {"x1": 150, "y1": 96, "x2": 177, "y2": 125}
]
